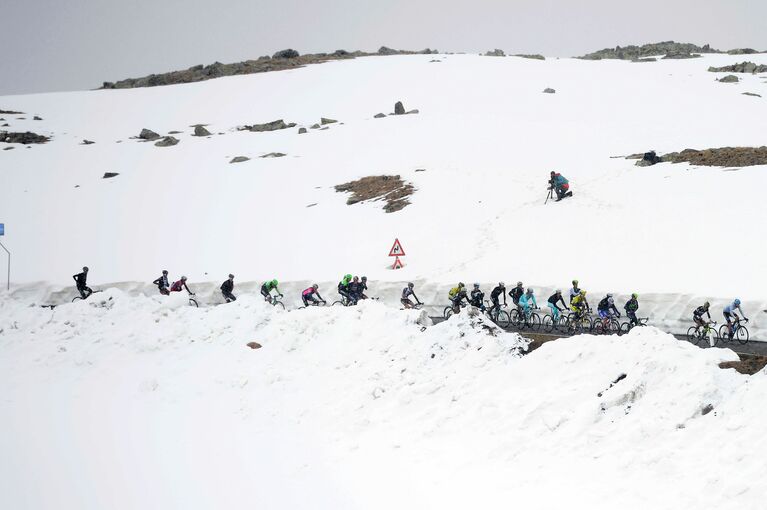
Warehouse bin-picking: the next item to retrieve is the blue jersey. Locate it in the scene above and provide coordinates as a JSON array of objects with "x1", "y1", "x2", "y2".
[
  {"x1": 519, "y1": 294, "x2": 537, "y2": 308},
  {"x1": 724, "y1": 302, "x2": 742, "y2": 315},
  {"x1": 553, "y1": 174, "x2": 568, "y2": 186}
]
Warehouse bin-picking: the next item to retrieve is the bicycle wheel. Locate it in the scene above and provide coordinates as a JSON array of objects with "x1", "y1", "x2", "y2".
[
  {"x1": 495, "y1": 310, "x2": 510, "y2": 328},
  {"x1": 528, "y1": 313, "x2": 542, "y2": 331},
  {"x1": 736, "y1": 325, "x2": 749, "y2": 344},
  {"x1": 620, "y1": 322, "x2": 632, "y2": 336},
  {"x1": 332, "y1": 300, "x2": 345, "y2": 307},
  {"x1": 609, "y1": 320, "x2": 621, "y2": 335},
  {"x1": 443, "y1": 306, "x2": 453, "y2": 319},
  {"x1": 273, "y1": 301, "x2": 285, "y2": 310},
  {"x1": 189, "y1": 298, "x2": 199, "y2": 308},
  {"x1": 686, "y1": 326, "x2": 700, "y2": 345},
  {"x1": 556, "y1": 315, "x2": 569, "y2": 333},
  {"x1": 719, "y1": 325, "x2": 732, "y2": 343},
  {"x1": 71, "y1": 296, "x2": 83, "y2": 303},
  {"x1": 543, "y1": 315, "x2": 555, "y2": 333}
]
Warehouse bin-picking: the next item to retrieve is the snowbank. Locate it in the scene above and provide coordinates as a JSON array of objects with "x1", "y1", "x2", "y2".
[{"x1": 1, "y1": 293, "x2": 765, "y2": 509}]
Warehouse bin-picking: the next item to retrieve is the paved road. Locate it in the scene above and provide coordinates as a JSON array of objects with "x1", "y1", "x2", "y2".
[{"x1": 429, "y1": 316, "x2": 767, "y2": 358}]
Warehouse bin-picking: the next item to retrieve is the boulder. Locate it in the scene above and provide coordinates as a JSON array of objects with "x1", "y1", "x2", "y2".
[
  {"x1": 513, "y1": 54, "x2": 545, "y2": 60},
  {"x1": 230, "y1": 156, "x2": 250, "y2": 163},
  {"x1": 246, "y1": 342, "x2": 262, "y2": 349},
  {"x1": 543, "y1": 88, "x2": 556, "y2": 94},
  {"x1": 3, "y1": 147, "x2": 14, "y2": 150},
  {"x1": 154, "y1": 136, "x2": 179, "y2": 147},
  {"x1": 394, "y1": 101, "x2": 406, "y2": 115},
  {"x1": 378, "y1": 46, "x2": 399, "y2": 55},
  {"x1": 138, "y1": 128, "x2": 161, "y2": 141},
  {"x1": 33, "y1": 116, "x2": 42, "y2": 121},
  {"x1": 406, "y1": 109, "x2": 419, "y2": 115},
  {"x1": 708, "y1": 61, "x2": 767, "y2": 73},
  {"x1": 742, "y1": 92, "x2": 762, "y2": 97},
  {"x1": 485, "y1": 49, "x2": 505, "y2": 57},
  {"x1": 310, "y1": 124, "x2": 320, "y2": 129},
  {"x1": 374, "y1": 113, "x2": 386, "y2": 118},
  {"x1": 718, "y1": 75, "x2": 740, "y2": 83},
  {"x1": 261, "y1": 152, "x2": 286, "y2": 158},
  {"x1": 1, "y1": 131, "x2": 50, "y2": 144},
  {"x1": 298, "y1": 127, "x2": 307, "y2": 134},
  {"x1": 240, "y1": 119, "x2": 296, "y2": 132},
  {"x1": 320, "y1": 117, "x2": 338, "y2": 125},
  {"x1": 102, "y1": 172, "x2": 119, "y2": 179},
  {"x1": 81, "y1": 139, "x2": 95, "y2": 145},
  {"x1": 272, "y1": 49, "x2": 299, "y2": 59},
  {"x1": 193, "y1": 125, "x2": 212, "y2": 136}
]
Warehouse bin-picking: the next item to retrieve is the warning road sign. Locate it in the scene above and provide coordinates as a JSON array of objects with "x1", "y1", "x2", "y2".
[
  {"x1": 392, "y1": 257, "x2": 404, "y2": 269},
  {"x1": 388, "y1": 238, "x2": 405, "y2": 257}
]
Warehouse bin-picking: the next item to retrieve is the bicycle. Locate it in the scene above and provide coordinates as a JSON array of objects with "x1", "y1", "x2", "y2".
[
  {"x1": 567, "y1": 309, "x2": 593, "y2": 335},
  {"x1": 72, "y1": 289, "x2": 102, "y2": 302},
  {"x1": 619, "y1": 317, "x2": 648, "y2": 335},
  {"x1": 188, "y1": 294, "x2": 199, "y2": 307},
  {"x1": 543, "y1": 309, "x2": 570, "y2": 333},
  {"x1": 719, "y1": 318, "x2": 749, "y2": 345},
  {"x1": 593, "y1": 313, "x2": 621, "y2": 335},
  {"x1": 686, "y1": 321, "x2": 719, "y2": 346},
  {"x1": 486, "y1": 302, "x2": 511, "y2": 328},
  {"x1": 444, "y1": 301, "x2": 467, "y2": 319},
  {"x1": 268, "y1": 294, "x2": 285, "y2": 310},
  {"x1": 332, "y1": 295, "x2": 354, "y2": 307},
  {"x1": 513, "y1": 306, "x2": 542, "y2": 331},
  {"x1": 300, "y1": 299, "x2": 327, "y2": 309}
]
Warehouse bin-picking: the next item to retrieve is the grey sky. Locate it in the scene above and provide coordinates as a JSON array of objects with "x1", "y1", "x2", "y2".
[{"x1": 2, "y1": 0, "x2": 766, "y2": 95}]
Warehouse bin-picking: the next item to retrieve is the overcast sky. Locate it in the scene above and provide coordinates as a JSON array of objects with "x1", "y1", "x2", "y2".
[{"x1": 2, "y1": 0, "x2": 766, "y2": 95}]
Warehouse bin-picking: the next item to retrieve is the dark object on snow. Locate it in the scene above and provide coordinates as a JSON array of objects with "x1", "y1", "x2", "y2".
[
  {"x1": 321, "y1": 117, "x2": 337, "y2": 125},
  {"x1": 635, "y1": 151, "x2": 661, "y2": 167},
  {"x1": 374, "y1": 113, "x2": 386, "y2": 118},
  {"x1": 193, "y1": 125, "x2": 212, "y2": 136},
  {"x1": 718, "y1": 75, "x2": 740, "y2": 83},
  {"x1": 102, "y1": 172, "x2": 119, "y2": 179},
  {"x1": 138, "y1": 128, "x2": 161, "y2": 141},
  {"x1": 33, "y1": 116, "x2": 43, "y2": 121},
  {"x1": 261, "y1": 152, "x2": 286, "y2": 158},
  {"x1": 394, "y1": 101, "x2": 406, "y2": 115},
  {"x1": 298, "y1": 127, "x2": 307, "y2": 134},
  {"x1": 272, "y1": 49, "x2": 299, "y2": 59},
  {"x1": 485, "y1": 49, "x2": 505, "y2": 57},
  {"x1": 239, "y1": 119, "x2": 296, "y2": 132},
  {"x1": 81, "y1": 139, "x2": 95, "y2": 145},
  {"x1": 543, "y1": 88, "x2": 556, "y2": 94},
  {"x1": 246, "y1": 341, "x2": 262, "y2": 349},
  {"x1": 154, "y1": 136, "x2": 179, "y2": 147},
  {"x1": 230, "y1": 156, "x2": 250, "y2": 163},
  {"x1": 0, "y1": 131, "x2": 50, "y2": 144}
]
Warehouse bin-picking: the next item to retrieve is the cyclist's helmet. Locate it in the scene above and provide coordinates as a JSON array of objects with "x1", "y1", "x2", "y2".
[
  {"x1": 473, "y1": 283, "x2": 480, "y2": 289},
  {"x1": 517, "y1": 281, "x2": 523, "y2": 286},
  {"x1": 228, "y1": 274, "x2": 234, "y2": 279},
  {"x1": 408, "y1": 282, "x2": 414, "y2": 288},
  {"x1": 83, "y1": 266, "x2": 89, "y2": 272},
  {"x1": 162, "y1": 270, "x2": 168, "y2": 275},
  {"x1": 555, "y1": 289, "x2": 562, "y2": 294},
  {"x1": 631, "y1": 293, "x2": 638, "y2": 299},
  {"x1": 734, "y1": 298, "x2": 741, "y2": 306},
  {"x1": 526, "y1": 288, "x2": 534, "y2": 295},
  {"x1": 459, "y1": 282, "x2": 465, "y2": 288},
  {"x1": 361, "y1": 276, "x2": 367, "y2": 281},
  {"x1": 550, "y1": 171, "x2": 556, "y2": 176},
  {"x1": 499, "y1": 281, "x2": 505, "y2": 287},
  {"x1": 312, "y1": 283, "x2": 319, "y2": 289},
  {"x1": 572, "y1": 279, "x2": 578, "y2": 285},
  {"x1": 353, "y1": 276, "x2": 359, "y2": 281},
  {"x1": 181, "y1": 276, "x2": 187, "y2": 281},
  {"x1": 704, "y1": 301, "x2": 710, "y2": 308},
  {"x1": 272, "y1": 279, "x2": 278, "y2": 286},
  {"x1": 344, "y1": 274, "x2": 352, "y2": 280}
]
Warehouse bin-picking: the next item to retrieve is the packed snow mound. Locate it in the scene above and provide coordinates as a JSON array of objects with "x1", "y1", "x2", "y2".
[{"x1": 1, "y1": 294, "x2": 765, "y2": 509}]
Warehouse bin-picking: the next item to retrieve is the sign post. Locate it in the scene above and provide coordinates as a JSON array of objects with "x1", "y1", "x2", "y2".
[
  {"x1": 388, "y1": 238, "x2": 406, "y2": 270},
  {"x1": 0, "y1": 223, "x2": 8, "y2": 291}
]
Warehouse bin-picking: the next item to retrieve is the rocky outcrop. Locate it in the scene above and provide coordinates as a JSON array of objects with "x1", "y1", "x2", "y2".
[
  {"x1": 298, "y1": 127, "x2": 307, "y2": 134},
  {"x1": 138, "y1": 128, "x2": 161, "y2": 141},
  {"x1": 0, "y1": 131, "x2": 50, "y2": 144},
  {"x1": 394, "y1": 102, "x2": 405, "y2": 115},
  {"x1": 708, "y1": 61, "x2": 767, "y2": 73},
  {"x1": 632, "y1": 147, "x2": 767, "y2": 167},
  {"x1": 727, "y1": 48, "x2": 761, "y2": 55},
  {"x1": 154, "y1": 136, "x2": 179, "y2": 147},
  {"x1": 631, "y1": 57, "x2": 657, "y2": 63},
  {"x1": 335, "y1": 175, "x2": 415, "y2": 213},
  {"x1": 192, "y1": 125, "x2": 212, "y2": 136},
  {"x1": 543, "y1": 88, "x2": 556, "y2": 94},
  {"x1": 485, "y1": 49, "x2": 505, "y2": 57},
  {"x1": 320, "y1": 117, "x2": 338, "y2": 125},
  {"x1": 102, "y1": 172, "x2": 119, "y2": 179},
  {"x1": 579, "y1": 41, "x2": 719, "y2": 60},
  {"x1": 272, "y1": 49, "x2": 299, "y2": 59},
  {"x1": 513, "y1": 54, "x2": 545, "y2": 60},
  {"x1": 661, "y1": 51, "x2": 701, "y2": 59},
  {"x1": 718, "y1": 75, "x2": 740, "y2": 83},
  {"x1": 0, "y1": 109, "x2": 23, "y2": 114},
  {"x1": 373, "y1": 113, "x2": 386, "y2": 119},
  {"x1": 261, "y1": 152, "x2": 286, "y2": 158},
  {"x1": 239, "y1": 119, "x2": 296, "y2": 132}
]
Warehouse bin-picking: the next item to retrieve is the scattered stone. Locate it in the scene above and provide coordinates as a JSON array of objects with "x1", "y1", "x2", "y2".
[
  {"x1": 727, "y1": 48, "x2": 760, "y2": 55},
  {"x1": 306, "y1": 203, "x2": 317, "y2": 208},
  {"x1": 33, "y1": 116, "x2": 43, "y2": 121},
  {"x1": 167, "y1": 130, "x2": 182, "y2": 134},
  {"x1": 261, "y1": 152, "x2": 286, "y2": 158},
  {"x1": 513, "y1": 54, "x2": 545, "y2": 60},
  {"x1": 414, "y1": 168, "x2": 426, "y2": 172},
  {"x1": 74, "y1": 184, "x2": 80, "y2": 188},
  {"x1": 718, "y1": 75, "x2": 740, "y2": 83},
  {"x1": 246, "y1": 341, "x2": 262, "y2": 349},
  {"x1": 543, "y1": 88, "x2": 556, "y2": 94},
  {"x1": 0, "y1": 109, "x2": 23, "y2": 114},
  {"x1": 192, "y1": 125, "x2": 212, "y2": 136},
  {"x1": 102, "y1": 172, "x2": 119, "y2": 179},
  {"x1": 394, "y1": 101, "x2": 406, "y2": 115},
  {"x1": 429, "y1": 59, "x2": 441, "y2": 63},
  {"x1": 485, "y1": 49, "x2": 505, "y2": 57},
  {"x1": 239, "y1": 119, "x2": 296, "y2": 132},
  {"x1": 742, "y1": 92, "x2": 762, "y2": 97},
  {"x1": 3, "y1": 146, "x2": 14, "y2": 151},
  {"x1": 1, "y1": 123, "x2": 9, "y2": 127},
  {"x1": 154, "y1": 136, "x2": 179, "y2": 147},
  {"x1": 298, "y1": 127, "x2": 307, "y2": 134},
  {"x1": 634, "y1": 151, "x2": 661, "y2": 167},
  {"x1": 661, "y1": 51, "x2": 700, "y2": 59},
  {"x1": 310, "y1": 123, "x2": 320, "y2": 129},
  {"x1": 272, "y1": 49, "x2": 299, "y2": 59},
  {"x1": 719, "y1": 355, "x2": 767, "y2": 375},
  {"x1": 116, "y1": 140, "x2": 122, "y2": 143},
  {"x1": 374, "y1": 113, "x2": 386, "y2": 119},
  {"x1": 335, "y1": 175, "x2": 415, "y2": 213},
  {"x1": 230, "y1": 156, "x2": 250, "y2": 163},
  {"x1": 81, "y1": 139, "x2": 95, "y2": 145},
  {"x1": 0, "y1": 131, "x2": 50, "y2": 144},
  {"x1": 708, "y1": 61, "x2": 767, "y2": 73},
  {"x1": 320, "y1": 117, "x2": 338, "y2": 125},
  {"x1": 138, "y1": 128, "x2": 161, "y2": 141},
  {"x1": 320, "y1": 127, "x2": 329, "y2": 130},
  {"x1": 406, "y1": 109, "x2": 419, "y2": 115}
]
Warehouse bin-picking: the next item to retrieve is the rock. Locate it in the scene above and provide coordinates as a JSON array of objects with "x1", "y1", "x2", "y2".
[
  {"x1": 246, "y1": 341, "x2": 262, "y2": 349},
  {"x1": 193, "y1": 125, "x2": 212, "y2": 136},
  {"x1": 631, "y1": 57, "x2": 657, "y2": 63},
  {"x1": 310, "y1": 124, "x2": 320, "y2": 129},
  {"x1": 230, "y1": 156, "x2": 250, "y2": 163},
  {"x1": 718, "y1": 75, "x2": 740, "y2": 83},
  {"x1": 662, "y1": 51, "x2": 700, "y2": 59},
  {"x1": 415, "y1": 168, "x2": 426, "y2": 172},
  {"x1": 485, "y1": 49, "x2": 505, "y2": 57},
  {"x1": 378, "y1": 46, "x2": 399, "y2": 55},
  {"x1": 543, "y1": 88, "x2": 556, "y2": 94},
  {"x1": 0, "y1": 109, "x2": 23, "y2": 114},
  {"x1": 0, "y1": 131, "x2": 50, "y2": 144},
  {"x1": 102, "y1": 172, "x2": 119, "y2": 179},
  {"x1": 154, "y1": 136, "x2": 179, "y2": 147},
  {"x1": 33, "y1": 116, "x2": 42, "y2": 121},
  {"x1": 374, "y1": 113, "x2": 386, "y2": 118},
  {"x1": 406, "y1": 109, "x2": 419, "y2": 114},
  {"x1": 261, "y1": 152, "x2": 286, "y2": 158},
  {"x1": 320, "y1": 117, "x2": 338, "y2": 125},
  {"x1": 1, "y1": 123, "x2": 9, "y2": 127},
  {"x1": 167, "y1": 130, "x2": 182, "y2": 134},
  {"x1": 297, "y1": 127, "x2": 307, "y2": 134},
  {"x1": 394, "y1": 101, "x2": 406, "y2": 115},
  {"x1": 579, "y1": 41, "x2": 719, "y2": 60},
  {"x1": 513, "y1": 54, "x2": 545, "y2": 60},
  {"x1": 138, "y1": 128, "x2": 161, "y2": 141},
  {"x1": 240, "y1": 119, "x2": 296, "y2": 132},
  {"x1": 272, "y1": 49, "x2": 299, "y2": 59},
  {"x1": 81, "y1": 139, "x2": 95, "y2": 145},
  {"x1": 742, "y1": 92, "x2": 762, "y2": 97},
  {"x1": 708, "y1": 61, "x2": 767, "y2": 73},
  {"x1": 3, "y1": 146, "x2": 14, "y2": 150},
  {"x1": 727, "y1": 48, "x2": 759, "y2": 55},
  {"x1": 333, "y1": 49, "x2": 350, "y2": 57}
]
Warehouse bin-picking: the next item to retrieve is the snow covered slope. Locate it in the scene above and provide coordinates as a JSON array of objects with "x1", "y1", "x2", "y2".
[
  {"x1": 1, "y1": 53, "x2": 767, "y2": 303},
  {"x1": 1, "y1": 293, "x2": 765, "y2": 509}
]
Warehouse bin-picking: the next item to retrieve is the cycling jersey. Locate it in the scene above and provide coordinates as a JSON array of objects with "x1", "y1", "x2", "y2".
[
  {"x1": 490, "y1": 286, "x2": 505, "y2": 299},
  {"x1": 470, "y1": 289, "x2": 484, "y2": 306},
  {"x1": 519, "y1": 294, "x2": 537, "y2": 309},
  {"x1": 571, "y1": 295, "x2": 588, "y2": 311},
  {"x1": 569, "y1": 286, "x2": 580, "y2": 302},
  {"x1": 723, "y1": 302, "x2": 743, "y2": 315},
  {"x1": 693, "y1": 305, "x2": 711, "y2": 319},
  {"x1": 624, "y1": 298, "x2": 639, "y2": 313},
  {"x1": 548, "y1": 293, "x2": 566, "y2": 308},
  {"x1": 402, "y1": 287, "x2": 414, "y2": 299},
  {"x1": 509, "y1": 286, "x2": 524, "y2": 303},
  {"x1": 448, "y1": 286, "x2": 463, "y2": 299}
]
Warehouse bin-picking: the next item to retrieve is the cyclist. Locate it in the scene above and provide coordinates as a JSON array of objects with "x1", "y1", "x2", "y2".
[
  {"x1": 571, "y1": 290, "x2": 590, "y2": 318},
  {"x1": 723, "y1": 299, "x2": 748, "y2": 339},
  {"x1": 401, "y1": 282, "x2": 421, "y2": 309},
  {"x1": 448, "y1": 282, "x2": 469, "y2": 312},
  {"x1": 301, "y1": 284, "x2": 325, "y2": 307},
  {"x1": 597, "y1": 294, "x2": 621, "y2": 323},
  {"x1": 73, "y1": 266, "x2": 92, "y2": 299},
  {"x1": 221, "y1": 274, "x2": 236, "y2": 302},
  {"x1": 152, "y1": 270, "x2": 170, "y2": 295},
  {"x1": 693, "y1": 301, "x2": 712, "y2": 332},
  {"x1": 547, "y1": 290, "x2": 568, "y2": 322},
  {"x1": 489, "y1": 282, "x2": 507, "y2": 314},
  {"x1": 347, "y1": 276, "x2": 363, "y2": 304},
  {"x1": 509, "y1": 281, "x2": 525, "y2": 310},
  {"x1": 569, "y1": 280, "x2": 581, "y2": 304},
  {"x1": 519, "y1": 288, "x2": 537, "y2": 318},
  {"x1": 624, "y1": 293, "x2": 639, "y2": 327},
  {"x1": 358, "y1": 276, "x2": 369, "y2": 300},
  {"x1": 548, "y1": 171, "x2": 570, "y2": 201},
  {"x1": 170, "y1": 276, "x2": 193, "y2": 295},
  {"x1": 469, "y1": 283, "x2": 486, "y2": 311},
  {"x1": 261, "y1": 279, "x2": 282, "y2": 304},
  {"x1": 337, "y1": 274, "x2": 353, "y2": 304}
]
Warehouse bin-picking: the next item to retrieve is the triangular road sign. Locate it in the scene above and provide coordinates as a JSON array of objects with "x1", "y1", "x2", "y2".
[
  {"x1": 389, "y1": 238, "x2": 406, "y2": 257},
  {"x1": 392, "y1": 256, "x2": 404, "y2": 269}
]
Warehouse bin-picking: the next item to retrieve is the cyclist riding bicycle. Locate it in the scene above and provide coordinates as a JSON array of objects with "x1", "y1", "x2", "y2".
[
  {"x1": 221, "y1": 274, "x2": 236, "y2": 302},
  {"x1": 547, "y1": 290, "x2": 568, "y2": 321},
  {"x1": 723, "y1": 299, "x2": 748, "y2": 339},
  {"x1": 347, "y1": 276, "x2": 364, "y2": 304},
  {"x1": 490, "y1": 282, "x2": 507, "y2": 314},
  {"x1": 357, "y1": 276, "x2": 369, "y2": 300},
  {"x1": 571, "y1": 290, "x2": 589, "y2": 318},
  {"x1": 469, "y1": 283, "x2": 486, "y2": 311},
  {"x1": 509, "y1": 282, "x2": 525, "y2": 308},
  {"x1": 401, "y1": 282, "x2": 421, "y2": 309},
  {"x1": 73, "y1": 266, "x2": 92, "y2": 299},
  {"x1": 448, "y1": 283, "x2": 469, "y2": 312},
  {"x1": 261, "y1": 279, "x2": 282, "y2": 304},
  {"x1": 693, "y1": 301, "x2": 712, "y2": 331},
  {"x1": 153, "y1": 270, "x2": 170, "y2": 295},
  {"x1": 519, "y1": 288, "x2": 537, "y2": 316},
  {"x1": 171, "y1": 276, "x2": 193, "y2": 295},
  {"x1": 569, "y1": 280, "x2": 581, "y2": 304},
  {"x1": 337, "y1": 274, "x2": 353, "y2": 303},
  {"x1": 302, "y1": 284, "x2": 325, "y2": 306},
  {"x1": 597, "y1": 294, "x2": 621, "y2": 320},
  {"x1": 624, "y1": 293, "x2": 639, "y2": 326}
]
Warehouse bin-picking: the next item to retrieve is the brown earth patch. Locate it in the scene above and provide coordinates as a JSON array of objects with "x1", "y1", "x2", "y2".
[
  {"x1": 335, "y1": 175, "x2": 415, "y2": 213},
  {"x1": 719, "y1": 355, "x2": 767, "y2": 375},
  {"x1": 663, "y1": 147, "x2": 767, "y2": 167}
]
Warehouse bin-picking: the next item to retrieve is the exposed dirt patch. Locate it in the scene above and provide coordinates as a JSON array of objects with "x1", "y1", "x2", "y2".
[
  {"x1": 335, "y1": 175, "x2": 415, "y2": 213},
  {"x1": 719, "y1": 355, "x2": 767, "y2": 375},
  {"x1": 663, "y1": 147, "x2": 767, "y2": 167},
  {"x1": 0, "y1": 131, "x2": 50, "y2": 144}
]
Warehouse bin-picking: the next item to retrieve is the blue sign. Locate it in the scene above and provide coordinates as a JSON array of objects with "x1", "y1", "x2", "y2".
[{"x1": 0, "y1": 223, "x2": 4, "y2": 236}]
